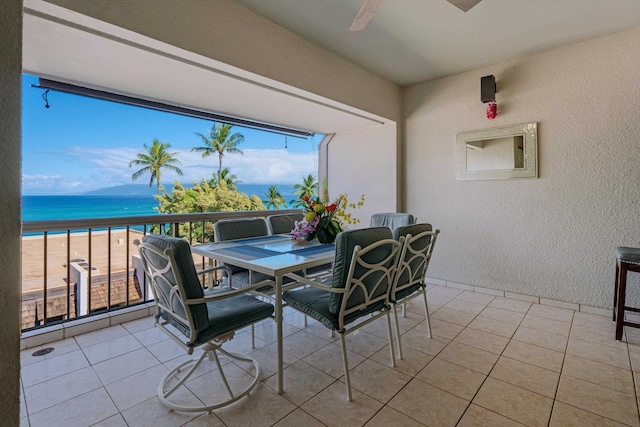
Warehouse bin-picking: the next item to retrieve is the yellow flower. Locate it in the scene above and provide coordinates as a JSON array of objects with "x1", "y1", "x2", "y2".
[
  {"x1": 305, "y1": 211, "x2": 317, "y2": 222},
  {"x1": 314, "y1": 203, "x2": 325, "y2": 214}
]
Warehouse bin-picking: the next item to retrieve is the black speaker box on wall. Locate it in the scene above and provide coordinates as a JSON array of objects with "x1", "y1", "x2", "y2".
[{"x1": 481, "y1": 75, "x2": 496, "y2": 103}]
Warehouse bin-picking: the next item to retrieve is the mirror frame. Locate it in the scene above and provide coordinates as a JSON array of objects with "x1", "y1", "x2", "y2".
[{"x1": 456, "y1": 122, "x2": 538, "y2": 181}]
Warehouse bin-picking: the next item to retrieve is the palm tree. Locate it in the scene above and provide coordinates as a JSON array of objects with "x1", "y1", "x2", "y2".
[
  {"x1": 208, "y1": 167, "x2": 240, "y2": 190},
  {"x1": 192, "y1": 123, "x2": 244, "y2": 185},
  {"x1": 263, "y1": 185, "x2": 287, "y2": 209},
  {"x1": 129, "y1": 138, "x2": 183, "y2": 208},
  {"x1": 291, "y1": 174, "x2": 318, "y2": 207}
]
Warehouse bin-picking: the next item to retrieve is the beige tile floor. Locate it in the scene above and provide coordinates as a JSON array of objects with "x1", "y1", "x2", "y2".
[{"x1": 20, "y1": 284, "x2": 640, "y2": 427}]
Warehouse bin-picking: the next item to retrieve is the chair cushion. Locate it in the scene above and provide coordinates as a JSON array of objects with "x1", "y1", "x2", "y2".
[
  {"x1": 220, "y1": 270, "x2": 276, "y2": 292},
  {"x1": 391, "y1": 223, "x2": 434, "y2": 302},
  {"x1": 392, "y1": 223, "x2": 433, "y2": 241},
  {"x1": 142, "y1": 234, "x2": 209, "y2": 335},
  {"x1": 162, "y1": 292, "x2": 274, "y2": 347},
  {"x1": 394, "y1": 283, "x2": 423, "y2": 302},
  {"x1": 214, "y1": 218, "x2": 268, "y2": 241},
  {"x1": 617, "y1": 247, "x2": 640, "y2": 265},
  {"x1": 329, "y1": 227, "x2": 393, "y2": 314},
  {"x1": 214, "y1": 218, "x2": 269, "y2": 274},
  {"x1": 370, "y1": 213, "x2": 415, "y2": 230},
  {"x1": 282, "y1": 286, "x2": 385, "y2": 332},
  {"x1": 266, "y1": 213, "x2": 304, "y2": 235}
]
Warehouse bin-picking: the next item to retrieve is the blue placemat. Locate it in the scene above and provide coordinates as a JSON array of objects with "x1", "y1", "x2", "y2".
[
  {"x1": 235, "y1": 235, "x2": 286, "y2": 244},
  {"x1": 288, "y1": 244, "x2": 335, "y2": 256},
  {"x1": 226, "y1": 246, "x2": 282, "y2": 258}
]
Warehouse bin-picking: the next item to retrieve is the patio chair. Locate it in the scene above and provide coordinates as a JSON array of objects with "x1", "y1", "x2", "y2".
[
  {"x1": 265, "y1": 212, "x2": 304, "y2": 235},
  {"x1": 282, "y1": 227, "x2": 403, "y2": 401},
  {"x1": 135, "y1": 234, "x2": 274, "y2": 413},
  {"x1": 370, "y1": 212, "x2": 416, "y2": 230},
  {"x1": 213, "y1": 218, "x2": 274, "y2": 289},
  {"x1": 266, "y1": 211, "x2": 333, "y2": 279},
  {"x1": 214, "y1": 217, "x2": 312, "y2": 287},
  {"x1": 391, "y1": 224, "x2": 440, "y2": 359},
  {"x1": 213, "y1": 217, "x2": 298, "y2": 345}
]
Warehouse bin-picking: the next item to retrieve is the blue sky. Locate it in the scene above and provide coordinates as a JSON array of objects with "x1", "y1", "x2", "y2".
[{"x1": 21, "y1": 74, "x2": 319, "y2": 195}]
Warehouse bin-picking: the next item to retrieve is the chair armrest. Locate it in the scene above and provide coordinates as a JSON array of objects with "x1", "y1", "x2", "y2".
[
  {"x1": 196, "y1": 264, "x2": 232, "y2": 277},
  {"x1": 195, "y1": 264, "x2": 235, "y2": 289}
]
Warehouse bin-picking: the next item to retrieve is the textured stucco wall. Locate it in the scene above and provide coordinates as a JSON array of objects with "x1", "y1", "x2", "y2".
[
  {"x1": 326, "y1": 123, "x2": 399, "y2": 225},
  {"x1": 0, "y1": 0, "x2": 23, "y2": 423},
  {"x1": 404, "y1": 27, "x2": 640, "y2": 308}
]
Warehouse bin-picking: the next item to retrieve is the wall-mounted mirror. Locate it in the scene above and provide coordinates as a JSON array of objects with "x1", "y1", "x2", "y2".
[{"x1": 456, "y1": 122, "x2": 538, "y2": 181}]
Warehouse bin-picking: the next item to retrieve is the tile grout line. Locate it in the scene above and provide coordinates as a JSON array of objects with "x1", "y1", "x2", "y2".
[
  {"x1": 20, "y1": 286, "x2": 637, "y2": 426},
  {"x1": 399, "y1": 292, "x2": 533, "y2": 425},
  {"x1": 453, "y1": 295, "x2": 530, "y2": 426},
  {"x1": 626, "y1": 325, "x2": 640, "y2": 427},
  {"x1": 545, "y1": 308, "x2": 573, "y2": 427}
]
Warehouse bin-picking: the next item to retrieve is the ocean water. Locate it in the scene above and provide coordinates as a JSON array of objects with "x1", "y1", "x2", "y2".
[
  {"x1": 22, "y1": 184, "x2": 299, "y2": 222},
  {"x1": 22, "y1": 195, "x2": 158, "y2": 222}
]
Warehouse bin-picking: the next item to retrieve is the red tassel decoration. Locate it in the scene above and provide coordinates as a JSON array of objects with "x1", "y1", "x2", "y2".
[{"x1": 486, "y1": 102, "x2": 497, "y2": 119}]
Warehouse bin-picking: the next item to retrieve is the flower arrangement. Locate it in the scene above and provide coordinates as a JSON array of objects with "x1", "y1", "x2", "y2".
[
  {"x1": 291, "y1": 192, "x2": 365, "y2": 244},
  {"x1": 291, "y1": 194, "x2": 342, "y2": 244}
]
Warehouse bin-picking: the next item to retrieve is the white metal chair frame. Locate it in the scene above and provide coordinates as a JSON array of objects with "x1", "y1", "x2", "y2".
[
  {"x1": 391, "y1": 229, "x2": 440, "y2": 359},
  {"x1": 286, "y1": 236, "x2": 403, "y2": 401},
  {"x1": 136, "y1": 239, "x2": 275, "y2": 413}
]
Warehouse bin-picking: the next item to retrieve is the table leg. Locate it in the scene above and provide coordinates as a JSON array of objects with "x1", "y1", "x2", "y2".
[
  {"x1": 276, "y1": 275, "x2": 284, "y2": 393},
  {"x1": 207, "y1": 258, "x2": 214, "y2": 288}
]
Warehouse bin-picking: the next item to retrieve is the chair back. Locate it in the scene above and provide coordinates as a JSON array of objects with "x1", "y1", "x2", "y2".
[
  {"x1": 214, "y1": 217, "x2": 268, "y2": 241},
  {"x1": 214, "y1": 218, "x2": 269, "y2": 274},
  {"x1": 370, "y1": 212, "x2": 416, "y2": 230},
  {"x1": 330, "y1": 227, "x2": 403, "y2": 323},
  {"x1": 392, "y1": 224, "x2": 439, "y2": 300},
  {"x1": 266, "y1": 213, "x2": 304, "y2": 235},
  {"x1": 136, "y1": 234, "x2": 208, "y2": 345}
]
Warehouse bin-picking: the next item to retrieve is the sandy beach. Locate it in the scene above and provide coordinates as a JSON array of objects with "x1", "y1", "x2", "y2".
[{"x1": 21, "y1": 229, "x2": 145, "y2": 294}]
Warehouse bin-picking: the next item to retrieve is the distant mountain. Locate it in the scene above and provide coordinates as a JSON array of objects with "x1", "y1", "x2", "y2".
[
  {"x1": 82, "y1": 183, "x2": 298, "y2": 198},
  {"x1": 82, "y1": 184, "x2": 162, "y2": 196}
]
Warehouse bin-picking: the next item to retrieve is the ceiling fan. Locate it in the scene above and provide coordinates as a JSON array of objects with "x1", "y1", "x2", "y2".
[{"x1": 349, "y1": 0, "x2": 482, "y2": 31}]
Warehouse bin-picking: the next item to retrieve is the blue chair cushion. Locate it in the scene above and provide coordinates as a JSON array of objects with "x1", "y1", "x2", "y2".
[
  {"x1": 391, "y1": 223, "x2": 433, "y2": 302},
  {"x1": 266, "y1": 213, "x2": 304, "y2": 235},
  {"x1": 329, "y1": 227, "x2": 393, "y2": 314},
  {"x1": 214, "y1": 218, "x2": 268, "y2": 241},
  {"x1": 370, "y1": 213, "x2": 415, "y2": 230},
  {"x1": 161, "y1": 291, "x2": 274, "y2": 347},
  {"x1": 394, "y1": 283, "x2": 424, "y2": 302},
  {"x1": 142, "y1": 234, "x2": 209, "y2": 336},
  {"x1": 282, "y1": 286, "x2": 385, "y2": 331},
  {"x1": 220, "y1": 270, "x2": 276, "y2": 292},
  {"x1": 392, "y1": 223, "x2": 433, "y2": 241},
  {"x1": 214, "y1": 218, "x2": 269, "y2": 274}
]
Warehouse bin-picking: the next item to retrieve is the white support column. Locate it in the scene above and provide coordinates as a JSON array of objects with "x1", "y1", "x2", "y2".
[
  {"x1": 132, "y1": 254, "x2": 152, "y2": 300},
  {"x1": 70, "y1": 262, "x2": 89, "y2": 316}
]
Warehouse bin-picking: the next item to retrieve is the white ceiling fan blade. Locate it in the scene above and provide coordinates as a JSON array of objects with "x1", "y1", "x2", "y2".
[
  {"x1": 349, "y1": 0, "x2": 383, "y2": 32},
  {"x1": 447, "y1": 0, "x2": 481, "y2": 12}
]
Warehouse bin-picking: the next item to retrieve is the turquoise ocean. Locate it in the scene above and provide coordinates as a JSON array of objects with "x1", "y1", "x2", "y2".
[{"x1": 22, "y1": 184, "x2": 298, "y2": 222}]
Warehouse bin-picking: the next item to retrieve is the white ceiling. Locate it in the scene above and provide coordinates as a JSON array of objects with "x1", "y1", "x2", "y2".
[
  {"x1": 236, "y1": 0, "x2": 640, "y2": 86},
  {"x1": 21, "y1": 0, "x2": 640, "y2": 135},
  {"x1": 22, "y1": 1, "x2": 387, "y2": 135}
]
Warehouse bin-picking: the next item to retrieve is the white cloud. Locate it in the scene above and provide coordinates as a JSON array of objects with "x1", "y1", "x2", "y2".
[
  {"x1": 22, "y1": 174, "x2": 85, "y2": 194},
  {"x1": 56, "y1": 146, "x2": 317, "y2": 192}
]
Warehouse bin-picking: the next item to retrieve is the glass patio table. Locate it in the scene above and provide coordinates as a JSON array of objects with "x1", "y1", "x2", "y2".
[{"x1": 191, "y1": 234, "x2": 335, "y2": 393}]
